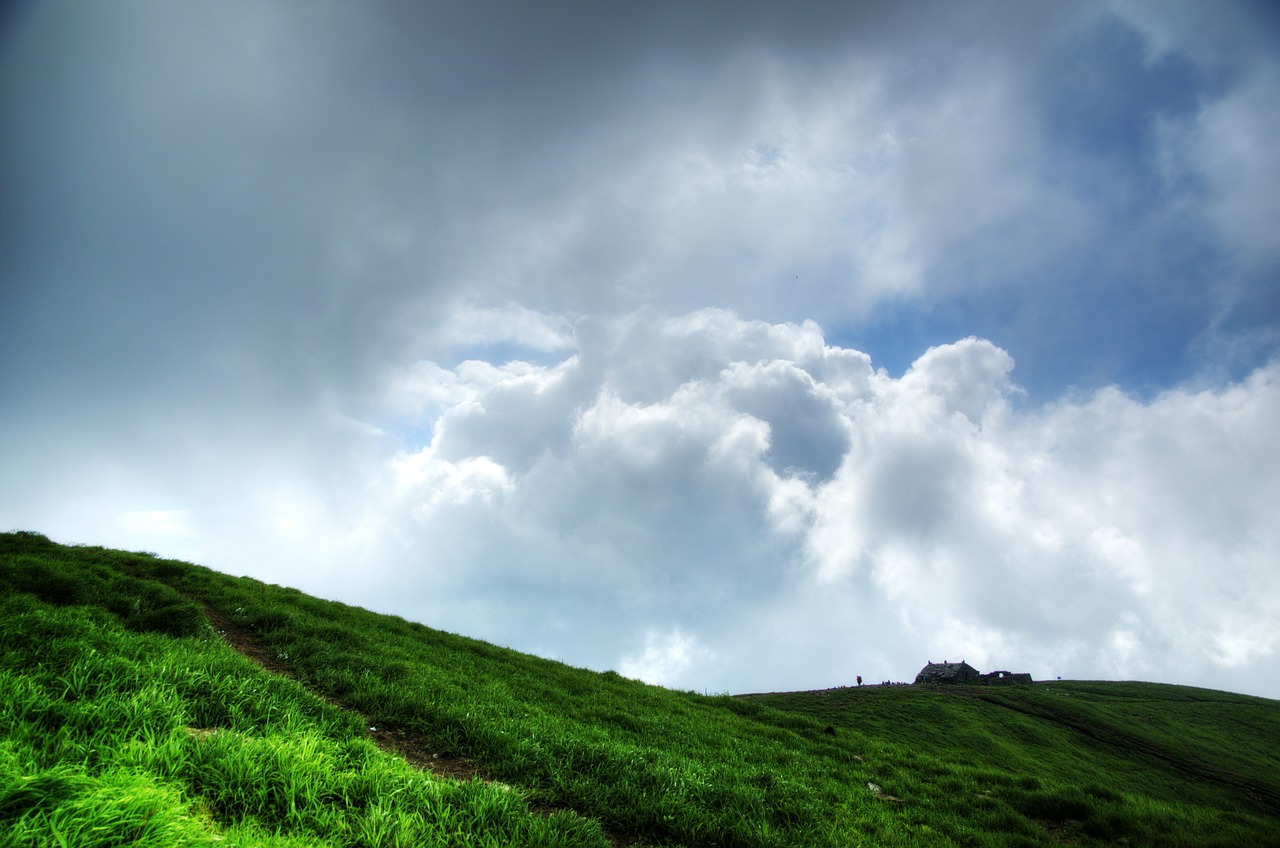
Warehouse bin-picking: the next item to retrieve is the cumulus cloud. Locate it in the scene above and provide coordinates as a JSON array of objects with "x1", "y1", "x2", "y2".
[{"x1": 324, "y1": 311, "x2": 1280, "y2": 695}]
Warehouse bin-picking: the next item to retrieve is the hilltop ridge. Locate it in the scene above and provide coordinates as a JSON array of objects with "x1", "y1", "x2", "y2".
[{"x1": 3, "y1": 531, "x2": 1279, "y2": 847}]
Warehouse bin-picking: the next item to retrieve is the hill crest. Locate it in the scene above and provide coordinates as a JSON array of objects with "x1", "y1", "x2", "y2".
[{"x1": 4, "y1": 531, "x2": 1279, "y2": 847}]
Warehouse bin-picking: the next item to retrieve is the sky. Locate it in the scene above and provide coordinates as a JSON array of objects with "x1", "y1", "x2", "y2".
[{"x1": 3, "y1": 0, "x2": 1279, "y2": 698}]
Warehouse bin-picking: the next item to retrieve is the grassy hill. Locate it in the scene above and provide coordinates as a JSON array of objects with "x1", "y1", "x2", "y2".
[{"x1": 2, "y1": 531, "x2": 1278, "y2": 847}]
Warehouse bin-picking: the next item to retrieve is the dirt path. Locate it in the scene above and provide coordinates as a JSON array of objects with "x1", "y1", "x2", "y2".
[
  {"x1": 200, "y1": 603, "x2": 489, "y2": 783},
  {"x1": 198, "y1": 604, "x2": 640, "y2": 846}
]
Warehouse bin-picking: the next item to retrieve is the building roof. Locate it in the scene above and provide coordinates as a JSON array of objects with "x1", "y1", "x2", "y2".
[{"x1": 914, "y1": 661, "x2": 980, "y2": 685}]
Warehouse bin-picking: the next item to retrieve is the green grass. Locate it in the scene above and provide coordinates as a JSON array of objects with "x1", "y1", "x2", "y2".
[{"x1": 3, "y1": 530, "x2": 1279, "y2": 847}]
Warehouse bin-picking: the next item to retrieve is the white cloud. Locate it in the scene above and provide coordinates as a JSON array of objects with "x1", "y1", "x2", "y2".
[
  {"x1": 619, "y1": 628, "x2": 716, "y2": 689},
  {"x1": 434, "y1": 301, "x2": 575, "y2": 353},
  {"x1": 327, "y1": 311, "x2": 1280, "y2": 696},
  {"x1": 393, "y1": 453, "x2": 513, "y2": 512}
]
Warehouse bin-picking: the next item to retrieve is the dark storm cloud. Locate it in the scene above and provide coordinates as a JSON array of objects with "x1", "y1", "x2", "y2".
[
  {"x1": 2, "y1": 4, "x2": 361, "y2": 395},
  {"x1": 8, "y1": 0, "x2": 1266, "y2": 400}
]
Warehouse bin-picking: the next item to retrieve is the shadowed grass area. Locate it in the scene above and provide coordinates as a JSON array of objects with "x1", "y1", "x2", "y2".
[{"x1": 3, "y1": 530, "x2": 1279, "y2": 847}]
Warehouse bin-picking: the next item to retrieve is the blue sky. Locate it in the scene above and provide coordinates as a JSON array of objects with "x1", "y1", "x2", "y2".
[{"x1": 3, "y1": 0, "x2": 1279, "y2": 698}]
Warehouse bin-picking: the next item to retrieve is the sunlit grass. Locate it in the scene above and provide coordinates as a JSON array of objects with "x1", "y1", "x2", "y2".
[
  {"x1": 0, "y1": 536, "x2": 609, "y2": 848},
  {"x1": 3, "y1": 530, "x2": 1278, "y2": 847}
]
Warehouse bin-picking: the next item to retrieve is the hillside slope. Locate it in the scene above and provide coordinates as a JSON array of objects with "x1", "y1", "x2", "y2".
[{"x1": 2, "y1": 531, "x2": 1278, "y2": 847}]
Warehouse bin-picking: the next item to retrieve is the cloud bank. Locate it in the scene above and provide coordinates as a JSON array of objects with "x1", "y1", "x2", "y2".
[{"x1": 319, "y1": 311, "x2": 1278, "y2": 695}]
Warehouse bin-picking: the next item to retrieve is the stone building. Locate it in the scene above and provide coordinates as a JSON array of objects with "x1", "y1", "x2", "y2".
[
  {"x1": 914, "y1": 661, "x2": 981, "y2": 685},
  {"x1": 914, "y1": 661, "x2": 1032, "y2": 686}
]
